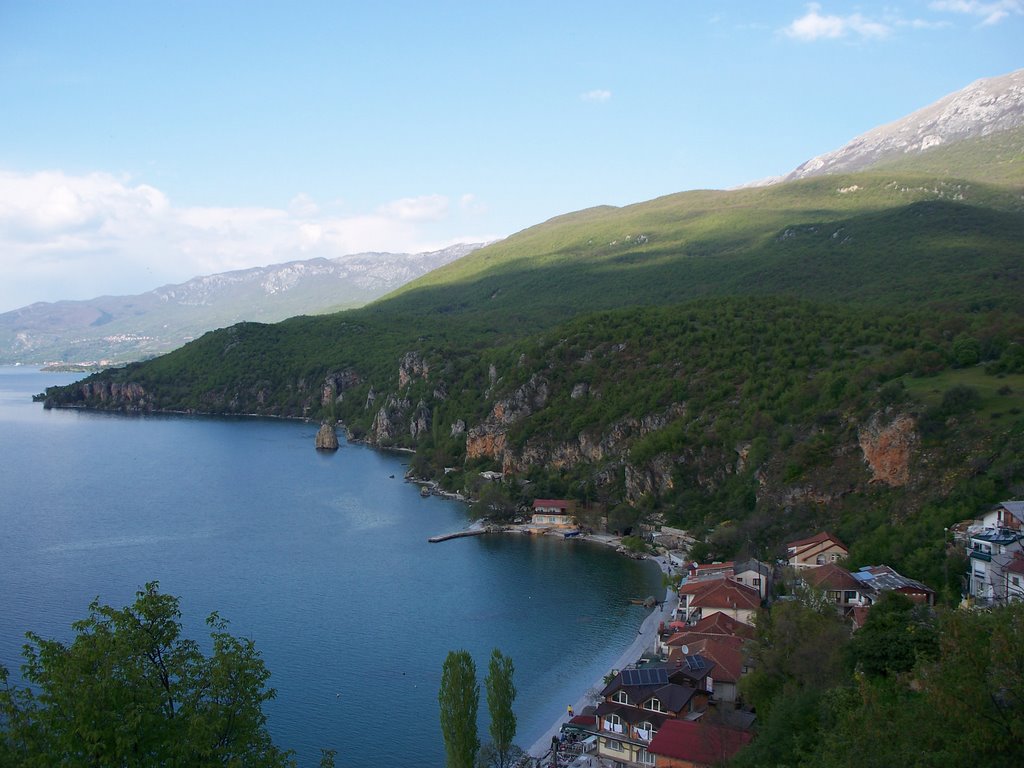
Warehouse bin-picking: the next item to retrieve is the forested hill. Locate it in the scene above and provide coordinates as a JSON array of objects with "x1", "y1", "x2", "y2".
[{"x1": 40, "y1": 107, "x2": 1024, "y2": 598}]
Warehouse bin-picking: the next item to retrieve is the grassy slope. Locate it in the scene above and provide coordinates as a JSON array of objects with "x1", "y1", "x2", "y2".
[{"x1": 52, "y1": 131, "x2": 1024, "y2": 410}]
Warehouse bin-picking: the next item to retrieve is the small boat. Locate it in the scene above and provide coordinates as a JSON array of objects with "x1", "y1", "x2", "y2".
[{"x1": 420, "y1": 486, "x2": 431, "y2": 497}]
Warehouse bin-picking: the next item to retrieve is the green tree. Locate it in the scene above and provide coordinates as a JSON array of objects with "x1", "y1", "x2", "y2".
[
  {"x1": 438, "y1": 650, "x2": 479, "y2": 768},
  {"x1": 846, "y1": 591, "x2": 937, "y2": 678},
  {"x1": 0, "y1": 582, "x2": 294, "y2": 767},
  {"x1": 740, "y1": 600, "x2": 849, "y2": 716},
  {"x1": 483, "y1": 649, "x2": 518, "y2": 768}
]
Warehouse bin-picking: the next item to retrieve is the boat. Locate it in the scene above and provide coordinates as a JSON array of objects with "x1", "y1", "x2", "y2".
[{"x1": 420, "y1": 486, "x2": 431, "y2": 497}]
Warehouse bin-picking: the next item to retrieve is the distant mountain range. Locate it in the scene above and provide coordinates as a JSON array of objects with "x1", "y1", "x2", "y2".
[{"x1": 0, "y1": 243, "x2": 485, "y2": 365}]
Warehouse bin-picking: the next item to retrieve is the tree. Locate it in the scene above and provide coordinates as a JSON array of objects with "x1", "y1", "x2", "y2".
[
  {"x1": 740, "y1": 600, "x2": 848, "y2": 716},
  {"x1": 846, "y1": 591, "x2": 937, "y2": 678},
  {"x1": 438, "y1": 650, "x2": 479, "y2": 768},
  {"x1": 0, "y1": 582, "x2": 294, "y2": 767},
  {"x1": 483, "y1": 649, "x2": 518, "y2": 768}
]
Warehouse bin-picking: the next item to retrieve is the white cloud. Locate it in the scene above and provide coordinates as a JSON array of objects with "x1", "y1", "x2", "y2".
[
  {"x1": 377, "y1": 194, "x2": 449, "y2": 221},
  {"x1": 784, "y1": 3, "x2": 892, "y2": 40},
  {"x1": 930, "y1": 0, "x2": 1023, "y2": 25},
  {"x1": 0, "y1": 170, "x2": 485, "y2": 312},
  {"x1": 580, "y1": 89, "x2": 612, "y2": 103}
]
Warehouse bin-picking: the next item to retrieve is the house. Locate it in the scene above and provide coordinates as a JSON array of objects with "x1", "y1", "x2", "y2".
[
  {"x1": 677, "y1": 579, "x2": 761, "y2": 626},
  {"x1": 530, "y1": 499, "x2": 576, "y2": 528},
  {"x1": 689, "y1": 561, "x2": 735, "y2": 580},
  {"x1": 1001, "y1": 552, "x2": 1024, "y2": 603},
  {"x1": 786, "y1": 532, "x2": 848, "y2": 569},
  {"x1": 647, "y1": 719, "x2": 752, "y2": 767},
  {"x1": 852, "y1": 564, "x2": 936, "y2": 606},
  {"x1": 967, "y1": 528, "x2": 1024, "y2": 604},
  {"x1": 978, "y1": 500, "x2": 1024, "y2": 532},
  {"x1": 665, "y1": 636, "x2": 746, "y2": 704},
  {"x1": 801, "y1": 563, "x2": 872, "y2": 614},
  {"x1": 731, "y1": 559, "x2": 772, "y2": 600},
  {"x1": 589, "y1": 666, "x2": 710, "y2": 766}
]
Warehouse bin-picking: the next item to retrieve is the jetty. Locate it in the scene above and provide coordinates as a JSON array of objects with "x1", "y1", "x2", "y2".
[{"x1": 428, "y1": 528, "x2": 490, "y2": 543}]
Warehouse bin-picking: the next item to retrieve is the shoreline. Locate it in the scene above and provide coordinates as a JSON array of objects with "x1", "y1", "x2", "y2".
[{"x1": 526, "y1": 552, "x2": 675, "y2": 758}]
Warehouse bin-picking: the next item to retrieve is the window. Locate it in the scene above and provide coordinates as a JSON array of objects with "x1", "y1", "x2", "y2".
[
  {"x1": 639, "y1": 748, "x2": 656, "y2": 765},
  {"x1": 816, "y1": 554, "x2": 826, "y2": 565},
  {"x1": 830, "y1": 553, "x2": 840, "y2": 562},
  {"x1": 612, "y1": 690, "x2": 630, "y2": 705},
  {"x1": 603, "y1": 738, "x2": 623, "y2": 752},
  {"x1": 753, "y1": 578, "x2": 762, "y2": 587},
  {"x1": 844, "y1": 590, "x2": 857, "y2": 602},
  {"x1": 643, "y1": 698, "x2": 664, "y2": 712},
  {"x1": 828, "y1": 590, "x2": 841, "y2": 602}
]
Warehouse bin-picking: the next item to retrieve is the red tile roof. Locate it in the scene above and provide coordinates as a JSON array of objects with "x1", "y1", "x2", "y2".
[
  {"x1": 802, "y1": 563, "x2": 861, "y2": 591},
  {"x1": 787, "y1": 531, "x2": 846, "y2": 551},
  {"x1": 668, "y1": 636, "x2": 745, "y2": 683},
  {"x1": 690, "y1": 612, "x2": 756, "y2": 639},
  {"x1": 648, "y1": 719, "x2": 752, "y2": 765},
  {"x1": 532, "y1": 499, "x2": 572, "y2": 510},
  {"x1": 682, "y1": 579, "x2": 761, "y2": 611}
]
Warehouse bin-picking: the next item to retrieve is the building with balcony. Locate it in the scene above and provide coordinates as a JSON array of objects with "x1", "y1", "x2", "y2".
[
  {"x1": 583, "y1": 660, "x2": 714, "y2": 767},
  {"x1": 967, "y1": 528, "x2": 1024, "y2": 603}
]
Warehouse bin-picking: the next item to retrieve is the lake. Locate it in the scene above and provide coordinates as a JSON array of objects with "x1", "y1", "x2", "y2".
[{"x1": 0, "y1": 366, "x2": 662, "y2": 766}]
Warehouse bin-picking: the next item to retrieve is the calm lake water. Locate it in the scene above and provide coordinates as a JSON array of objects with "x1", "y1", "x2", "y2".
[{"x1": 0, "y1": 366, "x2": 661, "y2": 766}]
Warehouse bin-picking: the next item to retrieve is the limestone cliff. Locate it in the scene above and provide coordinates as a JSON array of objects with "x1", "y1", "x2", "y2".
[{"x1": 858, "y1": 410, "x2": 918, "y2": 486}]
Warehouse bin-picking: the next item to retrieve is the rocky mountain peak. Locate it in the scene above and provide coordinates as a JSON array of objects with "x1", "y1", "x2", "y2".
[{"x1": 769, "y1": 68, "x2": 1024, "y2": 185}]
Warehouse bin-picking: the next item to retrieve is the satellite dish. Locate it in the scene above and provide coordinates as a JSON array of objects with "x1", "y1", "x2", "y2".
[{"x1": 681, "y1": 645, "x2": 689, "y2": 655}]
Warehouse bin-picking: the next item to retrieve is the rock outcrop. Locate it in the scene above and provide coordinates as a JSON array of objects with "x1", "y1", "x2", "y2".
[
  {"x1": 315, "y1": 422, "x2": 340, "y2": 450},
  {"x1": 858, "y1": 411, "x2": 918, "y2": 486},
  {"x1": 398, "y1": 352, "x2": 429, "y2": 389}
]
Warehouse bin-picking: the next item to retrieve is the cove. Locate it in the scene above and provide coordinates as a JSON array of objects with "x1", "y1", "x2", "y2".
[{"x1": 0, "y1": 367, "x2": 662, "y2": 767}]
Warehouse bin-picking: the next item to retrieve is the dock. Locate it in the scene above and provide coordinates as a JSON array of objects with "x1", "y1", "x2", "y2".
[{"x1": 428, "y1": 528, "x2": 490, "y2": 543}]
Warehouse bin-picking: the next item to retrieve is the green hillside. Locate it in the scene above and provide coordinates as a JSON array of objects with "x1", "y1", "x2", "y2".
[{"x1": 40, "y1": 129, "x2": 1024, "y2": 602}]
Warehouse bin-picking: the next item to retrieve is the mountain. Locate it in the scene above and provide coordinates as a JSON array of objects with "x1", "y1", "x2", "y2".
[
  {"x1": 0, "y1": 243, "x2": 484, "y2": 365},
  {"x1": 772, "y1": 68, "x2": 1024, "y2": 184},
  {"x1": 40, "y1": 71, "x2": 1024, "y2": 604}
]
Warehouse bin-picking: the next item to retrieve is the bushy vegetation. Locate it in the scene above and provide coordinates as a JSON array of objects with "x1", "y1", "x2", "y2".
[{"x1": 733, "y1": 599, "x2": 1024, "y2": 768}]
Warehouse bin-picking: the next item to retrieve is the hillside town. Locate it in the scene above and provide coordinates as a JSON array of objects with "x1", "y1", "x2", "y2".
[{"x1": 521, "y1": 498, "x2": 1024, "y2": 767}]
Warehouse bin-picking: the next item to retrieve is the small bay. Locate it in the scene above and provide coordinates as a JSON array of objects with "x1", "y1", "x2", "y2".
[{"x1": 0, "y1": 366, "x2": 662, "y2": 766}]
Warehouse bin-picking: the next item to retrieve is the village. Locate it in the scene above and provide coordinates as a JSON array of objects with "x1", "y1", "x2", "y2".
[{"x1": 503, "y1": 498, "x2": 1024, "y2": 768}]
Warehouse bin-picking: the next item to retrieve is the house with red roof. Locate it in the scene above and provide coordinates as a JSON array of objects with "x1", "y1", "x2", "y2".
[
  {"x1": 800, "y1": 562, "x2": 872, "y2": 615},
  {"x1": 648, "y1": 719, "x2": 752, "y2": 767},
  {"x1": 530, "y1": 499, "x2": 576, "y2": 528},
  {"x1": 677, "y1": 579, "x2": 761, "y2": 626},
  {"x1": 786, "y1": 531, "x2": 848, "y2": 569},
  {"x1": 665, "y1": 635, "x2": 746, "y2": 704}
]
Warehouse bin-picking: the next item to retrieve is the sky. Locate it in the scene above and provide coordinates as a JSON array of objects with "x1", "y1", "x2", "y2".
[{"x1": 0, "y1": 1, "x2": 1022, "y2": 313}]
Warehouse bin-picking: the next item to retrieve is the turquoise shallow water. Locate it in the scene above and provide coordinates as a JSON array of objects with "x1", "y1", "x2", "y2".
[{"x1": 0, "y1": 367, "x2": 662, "y2": 767}]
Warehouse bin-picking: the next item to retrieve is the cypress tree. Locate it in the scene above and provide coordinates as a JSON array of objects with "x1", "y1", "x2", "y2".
[{"x1": 438, "y1": 650, "x2": 479, "y2": 768}]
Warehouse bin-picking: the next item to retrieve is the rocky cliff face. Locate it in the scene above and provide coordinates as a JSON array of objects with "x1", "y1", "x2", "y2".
[
  {"x1": 44, "y1": 379, "x2": 151, "y2": 411},
  {"x1": 858, "y1": 411, "x2": 919, "y2": 487},
  {"x1": 321, "y1": 369, "x2": 362, "y2": 407}
]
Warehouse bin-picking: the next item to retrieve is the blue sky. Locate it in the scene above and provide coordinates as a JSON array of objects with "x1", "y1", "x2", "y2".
[{"x1": 0, "y1": 1, "x2": 1021, "y2": 312}]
